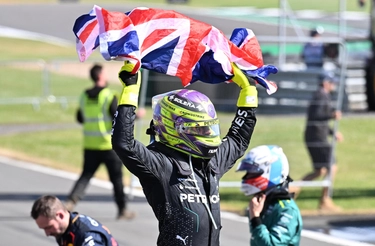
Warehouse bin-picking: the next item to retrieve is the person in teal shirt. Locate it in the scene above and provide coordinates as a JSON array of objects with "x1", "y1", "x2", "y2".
[{"x1": 236, "y1": 145, "x2": 303, "y2": 246}]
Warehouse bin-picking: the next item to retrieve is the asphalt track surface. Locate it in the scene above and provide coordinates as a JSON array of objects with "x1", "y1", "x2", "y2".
[
  {"x1": 0, "y1": 2, "x2": 373, "y2": 246},
  {"x1": 1, "y1": 156, "x2": 373, "y2": 246}
]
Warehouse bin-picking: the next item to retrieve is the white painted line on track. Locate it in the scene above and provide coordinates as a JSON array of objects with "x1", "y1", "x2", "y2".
[
  {"x1": 221, "y1": 211, "x2": 248, "y2": 223},
  {"x1": 0, "y1": 155, "x2": 144, "y2": 197},
  {"x1": 295, "y1": 10, "x2": 326, "y2": 19},
  {"x1": 1, "y1": 155, "x2": 373, "y2": 246},
  {"x1": 257, "y1": 8, "x2": 281, "y2": 17},
  {"x1": 301, "y1": 230, "x2": 375, "y2": 246},
  {"x1": 0, "y1": 25, "x2": 72, "y2": 47},
  {"x1": 334, "y1": 11, "x2": 369, "y2": 21}
]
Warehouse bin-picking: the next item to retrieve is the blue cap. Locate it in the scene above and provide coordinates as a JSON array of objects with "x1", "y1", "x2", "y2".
[{"x1": 319, "y1": 72, "x2": 339, "y2": 84}]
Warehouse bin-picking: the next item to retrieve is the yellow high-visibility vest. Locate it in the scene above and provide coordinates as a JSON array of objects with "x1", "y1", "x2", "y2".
[{"x1": 80, "y1": 88, "x2": 115, "y2": 150}]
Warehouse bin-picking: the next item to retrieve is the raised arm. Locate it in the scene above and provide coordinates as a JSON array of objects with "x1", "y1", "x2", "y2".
[
  {"x1": 111, "y1": 63, "x2": 157, "y2": 178},
  {"x1": 214, "y1": 64, "x2": 258, "y2": 174}
]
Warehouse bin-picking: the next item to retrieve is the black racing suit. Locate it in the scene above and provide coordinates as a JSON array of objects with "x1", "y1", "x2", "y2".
[
  {"x1": 56, "y1": 212, "x2": 118, "y2": 246},
  {"x1": 112, "y1": 105, "x2": 256, "y2": 246}
]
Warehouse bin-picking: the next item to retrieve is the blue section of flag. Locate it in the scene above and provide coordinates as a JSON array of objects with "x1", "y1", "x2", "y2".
[
  {"x1": 72, "y1": 14, "x2": 96, "y2": 35},
  {"x1": 245, "y1": 65, "x2": 278, "y2": 91},
  {"x1": 107, "y1": 30, "x2": 139, "y2": 58},
  {"x1": 141, "y1": 36, "x2": 180, "y2": 74},
  {"x1": 192, "y1": 51, "x2": 232, "y2": 84},
  {"x1": 229, "y1": 28, "x2": 250, "y2": 48}
]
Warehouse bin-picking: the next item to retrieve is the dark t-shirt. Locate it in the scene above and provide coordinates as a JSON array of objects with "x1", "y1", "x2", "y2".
[{"x1": 304, "y1": 88, "x2": 334, "y2": 144}]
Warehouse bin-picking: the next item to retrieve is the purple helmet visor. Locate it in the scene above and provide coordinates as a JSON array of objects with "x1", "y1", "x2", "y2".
[{"x1": 176, "y1": 119, "x2": 220, "y2": 137}]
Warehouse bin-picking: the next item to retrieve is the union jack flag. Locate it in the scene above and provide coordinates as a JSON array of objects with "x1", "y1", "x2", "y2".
[{"x1": 73, "y1": 5, "x2": 278, "y2": 94}]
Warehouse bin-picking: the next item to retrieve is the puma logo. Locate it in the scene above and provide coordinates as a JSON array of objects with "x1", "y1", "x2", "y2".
[{"x1": 176, "y1": 235, "x2": 188, "y2": 245}]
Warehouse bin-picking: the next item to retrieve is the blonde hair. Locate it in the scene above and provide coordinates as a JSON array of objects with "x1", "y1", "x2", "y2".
[{"x1": 31, "y1": 195, "x2": 66, "y2": 219}]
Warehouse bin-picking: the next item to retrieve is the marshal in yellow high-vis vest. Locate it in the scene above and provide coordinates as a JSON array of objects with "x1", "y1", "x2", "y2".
[
  {"x1": 79, "y1": 87, "x2": 115, "y2": 150},
  {"x1": 65, "y1": 64, "x2": 134, "y2": 220}
]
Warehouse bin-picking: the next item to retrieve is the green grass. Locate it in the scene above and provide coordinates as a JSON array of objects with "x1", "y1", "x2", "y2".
[
  {"x1": 0, "y1": 37, "x2": 104, "y2": 61},
  {"x1": 0, "y1": 66, "x2": 84, "y2": 98},
  {"x1": 0, "y1": 37, "x2": 75, "y2": 61},
  {"x1": 0, "y1": 66, "x2": 122, "y2": 123},
  {"x1": 0, "y1": 104, "x2": 76, "y2": 124},
  {"x1": 1, "y1": 105, "x2": 375, "y2": 213}
]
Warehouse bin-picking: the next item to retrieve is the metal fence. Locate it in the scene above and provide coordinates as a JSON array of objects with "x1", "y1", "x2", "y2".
[
  {"x1": 0, "y1": 60, "x2": 73, "y2": 110},
  {"x1": 0, "y1": 60, "x2": 124, "y2": 110},
  {"x1": 0, "y1": 58, "x2": 365, "y2": 113}
]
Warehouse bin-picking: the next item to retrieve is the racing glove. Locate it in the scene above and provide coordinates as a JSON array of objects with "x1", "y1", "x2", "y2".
[
  {"x1": 118, "y1": 60, "x2": 141, "y2": 107},
  {"x1": 231, "y1": 63, "x2": 258, "y2": 108}
]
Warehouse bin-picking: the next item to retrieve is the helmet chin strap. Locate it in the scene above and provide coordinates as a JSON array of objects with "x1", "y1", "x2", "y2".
[
  {"x1": 189, "y1": 155, "x2": 218, "y2": 230},
  {"x1": 146, "y1": 120, "x2": 156, "y2": 144},
  {"x1": 281, "y1": 175, "x2": 293, "y2": 191}
]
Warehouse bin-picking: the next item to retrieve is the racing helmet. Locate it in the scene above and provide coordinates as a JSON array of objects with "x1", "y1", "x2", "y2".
[
  {"x1": 152, "y1": 89, "x2": 221, "y2": 158},
  {"x1": 236, "y1": 145, "x2": 289, "y2": 196},
  {"x1": 310, "y1": 26, "x2": 324, "y2": 37}
]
